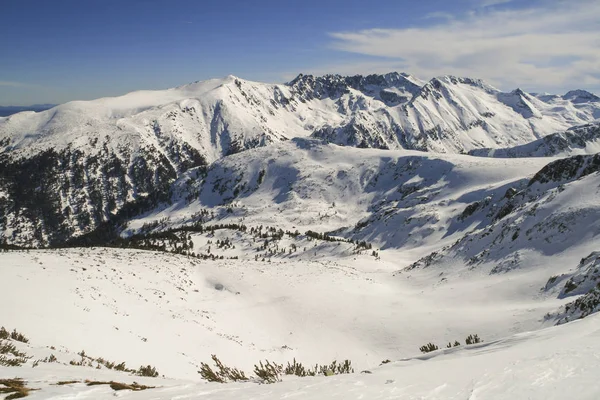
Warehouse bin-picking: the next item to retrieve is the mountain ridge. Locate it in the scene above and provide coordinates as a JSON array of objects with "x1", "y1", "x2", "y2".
[{"x1": 1, "y1": 72, "x2": 600, "y2": 247}]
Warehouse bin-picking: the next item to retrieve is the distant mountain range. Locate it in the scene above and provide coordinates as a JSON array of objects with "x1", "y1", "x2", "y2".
[{"x1": 0, "y1": 104, "x2": 56, "y2": 117}]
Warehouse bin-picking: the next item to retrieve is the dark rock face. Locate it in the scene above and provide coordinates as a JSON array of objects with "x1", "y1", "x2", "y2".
[
  {"x1": 287, "y1": 72, "x2": 422, "y2": 103},
  {"x1": 528, "y1": 153, "x2": 600, "y2": 186},
  {"x1": 545, "y1": 253, "x2": 600, "y2": 324}
]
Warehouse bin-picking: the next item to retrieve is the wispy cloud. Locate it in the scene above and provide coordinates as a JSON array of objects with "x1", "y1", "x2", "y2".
[
  {"x1": 422, "y1": 11, "x2": 455, "y2": 21},
  {"x1": 478, "y1": 0, "x2": 514, "y2": 7},
  {"x1": 326, "y1": 0, "x2": 600, "y2": 92}
]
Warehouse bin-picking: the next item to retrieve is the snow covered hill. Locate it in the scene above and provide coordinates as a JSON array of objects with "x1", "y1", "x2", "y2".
[{"x1": 122, "y1": 139, "x2": 549, "y2": 258}]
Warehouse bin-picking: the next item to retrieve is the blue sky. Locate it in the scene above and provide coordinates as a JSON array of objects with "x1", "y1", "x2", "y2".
[{"x1": 1, "y1": 0, "x2": 599, "y2": 105}]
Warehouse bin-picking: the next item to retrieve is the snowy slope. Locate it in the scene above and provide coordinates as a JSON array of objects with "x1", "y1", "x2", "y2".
[
  {"x1": 124, "y1": 139, "x2": 551, "y2": 256},
  {"x1": 469, "y1": 122, "x2": 600, "y2": 158},
  {"x1": 2, "y1": 244, "x2": 600, "y2": 399},
  {"x1": 544, "y1": 252, "x2": 600, "y2": 324},
  {"x1": 4, "y1": 313, "x2": 600, "y2": 399},
  {"x1": 403, "y1": 153, "x2": 600, "y2": 290},
  {"x1": 0, "y1": 246, "x2": 554, "y2": 378},
  {"x1": 0, "y1": 77, "x2": 317, "y2": 245}
]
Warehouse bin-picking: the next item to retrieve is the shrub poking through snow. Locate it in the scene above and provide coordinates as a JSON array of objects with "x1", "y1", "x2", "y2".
[
  {"x1": 136, "y1": 365, "x2": 159, "y2": 377},
  {"x1": 198, "y1": 362, "x2": 224, "y2": 383},
  {"x1": 0, "y1": 355, "x2": 29, "y2": 367},
  {"x1": 199, "y1": 356, "x2": 355, "y2": 384},
  {"x1": 0, "y1": 327, "x2": 29, "y2": 344},
  {"x1": 283, "y1": 358, "x2": 317, "y2": 377},
  {"x1": 67, "y1": 350, "x2": 159, "y2": 377},
  {"x1": 419, "y1": 342, "x2": 439, "y2": 353},
  {"x1": 254, "y1": 360, "x2": 283, "y2": 383},
  {"x1": 423, "y1": 336, "x2": 483, "y2": 353},
  {"x1": 0, "y1": 341, "x2": 27, "y2": 358},
  {"x1": 319, "y1": 359, "x2": 354, "y2": 375},
  {"x1": 465, "y1": 334, "x2": 482, "y2": 345},
  {"x1": 114, "y1": 362, "x2": 128, "y2": 371},
  {"x1": 31, "y1": 353, "x2": 58, "y2": 368},
  {"x1": 9, "y1": 330, "x2": 29, "y2": 344},
  {"x1": 0, "y1": 340, "x2": 30, "y2": 367},
  {"x1": 198, "y1": 354, "x2": 249, "y2": 383}
]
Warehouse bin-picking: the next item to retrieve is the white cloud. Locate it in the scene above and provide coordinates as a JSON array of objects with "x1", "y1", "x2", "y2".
[{"x1": 326, "y1": 0, "x2": 600, "y2": 92}]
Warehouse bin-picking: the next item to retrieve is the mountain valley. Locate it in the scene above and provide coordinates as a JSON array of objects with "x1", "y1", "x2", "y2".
[{"x1": 1, "y1": 72, "x2": 600, "y2": 399}]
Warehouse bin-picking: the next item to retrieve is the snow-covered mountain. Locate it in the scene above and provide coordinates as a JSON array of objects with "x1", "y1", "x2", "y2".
[
  {"x1": 2, "y1": 73, "x2": 598, "y2": 161},
  {"x1": 3, "y1": 72, "x2": 600, "y2": 399},
  {"x1": 309, "y1": 76, "x2": 600, "y2": 152},
  {"x1": 1, "y1": 73, "x2": 599, "y2": 246}
]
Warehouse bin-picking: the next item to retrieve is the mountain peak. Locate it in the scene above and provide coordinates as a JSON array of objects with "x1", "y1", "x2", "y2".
[
  {"x1": 563, "y1": 89, "x2": 600, "y2": 103},
  {"x1": 286, "y1": 72, "x2": 423, "y2": 105},
  {"x1": 424, "y1": 75, "x2": 497, "y2": 93}
]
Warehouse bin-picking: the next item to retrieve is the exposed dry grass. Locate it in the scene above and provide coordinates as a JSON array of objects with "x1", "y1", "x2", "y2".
[
  {"x1": 0, "y1": 378, "x2": 36, "y2": 399},
  {"x1": 52, "y1": 380, "x2": 80, "y2": 386},
  {"x1": 84, "y1": 380, "x2": 155, "y2": 391}
]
